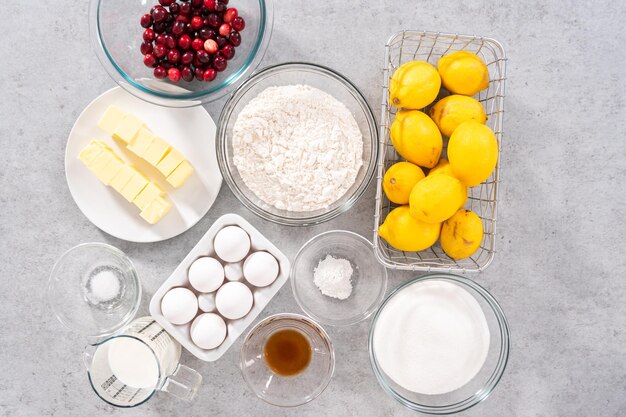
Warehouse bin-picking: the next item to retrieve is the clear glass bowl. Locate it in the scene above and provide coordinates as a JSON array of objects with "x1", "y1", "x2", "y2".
[
  {"x1": 368, "y1": 274, "x2": 510, "y2": 415},
  {"x1": 240, "y1": 313, "x2": 335, "y2": 407},
  {"x1": 216, "y1": 62, "x2": 378, "y2": 226},
  {"x1": 48, "y1": 243, "x2": 141, "y2": 339},
  {"x1": 89, "y1": 0, "x2": 274, "y2": 107},
  {"x1": 291, "y1": 230, "x2": 387, "y2": 326}
]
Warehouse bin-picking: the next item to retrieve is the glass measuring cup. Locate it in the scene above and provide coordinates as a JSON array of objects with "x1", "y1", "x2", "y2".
[{"x1": 84, "y1": 316, "x2": 202, "y2": 407}]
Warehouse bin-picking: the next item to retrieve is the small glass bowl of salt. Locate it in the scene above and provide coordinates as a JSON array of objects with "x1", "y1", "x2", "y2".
[
  {"x1": 48, "y1": 242, "x2": 141, "y2": 339},
  {"x1": 291, "y1": 230, "x2": 387, "y2": 326}
]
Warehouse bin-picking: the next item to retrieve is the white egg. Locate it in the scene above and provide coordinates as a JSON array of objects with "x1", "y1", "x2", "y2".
[
  {"x1": 197, "y1": 293, "x2": 216, "y2": 313},
  {"x1": 215, "y1": 282, "x2": 253, "y2": 320},
  {"x1": 214, "y1": 226, "x2": 251, "y2": 263},
  {"x1": 190, "y1": 313, "x2": 227, "y2": 350},
  {"x1": 161, "y1": 287, "x2": 198, "y2": 325},
  {"x1": 224, "y1": 262, "x2": 243, "y2": 282},
  {"x1": 243, "y1": 251, "x2": 279, "y2": 287},
  {"x1": 188, "y1": 257, "x2": 224, "y2": 293}
]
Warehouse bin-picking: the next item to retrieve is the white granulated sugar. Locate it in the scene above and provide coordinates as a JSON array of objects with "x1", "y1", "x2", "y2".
[
  {"x1": 232, "y1": 84, "x2": 363, "y2": 212},
  {"x1": 372, "y1": 280, "x2": 490, "y2": 395},
  {"x1": 313, "y1": 255, "x2": 353, "y2": 300}
]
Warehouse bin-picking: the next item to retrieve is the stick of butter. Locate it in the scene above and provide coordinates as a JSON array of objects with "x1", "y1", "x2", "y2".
[
  {"x1": 166, "y1": 160, "x2": 194, "y2": 188},
  {"x1": 140, "y1": 196, "x2": 172, "y2": 224}
]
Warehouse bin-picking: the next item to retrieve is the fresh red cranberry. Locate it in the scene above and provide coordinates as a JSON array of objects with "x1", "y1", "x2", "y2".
[
  {"x1": 172, "y1": 20, "x2": 185, "y2": 36},
  {"x1": 181, "y1": 66, "x2": 194, "y2": 82},
  {"x1": 177, "y1": 35, "x2": 190, "y2": 50},
  {"x1": 231, "y1": 16, "x2": 245, "y2": 32},
  {"x1": 168, "y1": 68, "x2": 181, "y2": 82},
  {"x1": 190, "y1": 15, "x2": 204, "y2": 30},
  {"x1": 167, "y1": 49, "x2": 181, "y2": 63},
  {"x1": 223, "y1": 7, "x2": 237, "y2": 23},
  {"x1": 215, "y1": 35, "x2": 227, "y2": 48},
  {"x1": 185, "y1": 23, "x2": 195, "y2": 35},
  {"x1": 153, "y1": 22, "x2": 166, "y2": 33},
  {"x1": 140, "y1": 41, "x2": 154, "y2": 55},
  {"x1": 229, "y1": 30, "x2": 241, "y2": 46},
  {"x1": 143, "y1": 53, "x2": 158, "y2": 67},
  {"x1": 181, "y1": 51, "x2": 195, "y2": 64},
  {"x1": 221, "y1": 44, "x2": 235, "y2": 59},
  {"x1": 203, "y1": 0, "x2": 216, "y2": 10},
  {"x1": 164, "y1": 34, "x2": 177, "y2": 49},
  {"x1": 193, "y1": 56, "x2": 203, "y2": 68},
  {"x1": 154, "y1": 66, "x2": 167, "y2": 79},
  {"x1": 179, "y1": 2, "x2": 191, "y2": 15},
  {"x1": 215, "y1": 1, "x2": 226, "y2": 12},
  {"x1": 199, "y1": 27, "x2": 216, "y2": 40},
  {"x1": 196, "y1": 50, "x2": 210, "y2": 64},
  {"x1": 204, "y1": 39, "x2": 218, "y2": 54},
  {"x1": 218, "y1": 23, "x2": 231, "y2": 37},
  {"x1": 212, "y1": 54, "x2": 227, "y2": 71},
  {"x1": 203, "y1": 68, "x2": 217, "y2": 81},
  {"x1": 143, "y1": 29, "x2": 155, "y2": 41},
  {"x1": 159, "y1": 0, "x2": 174, "y2": 6},
  {"x1": 191, "y1": 0, "x2": 203, "y2": 7},
  {"x1": 169, "y1": 2, "x2": 180, "y2": 14},
  {"x1": 153, "y1": 44, "x2": 167, "y2": 59},
  {"x1": 152, "y1": 6, "x2": 169, "y2": 23},
  {"x1": 195, "y1": 67, "x2": 205, "y2": 80},
  {"x1": 191, "y1": 37, "x2": 205, "y2": 50},
  {"x1": 176, "y1": 15, "x2": 189, "y2": 23},
  {"x1": 156, "y1": 34, "x2": 166, "y2": 44},
  {"x1": 140, "y1": 14, "x2": 153, "y2": 28},
  {"x1": 206, "y1": 13, "x2": 221, "y2": 27}
]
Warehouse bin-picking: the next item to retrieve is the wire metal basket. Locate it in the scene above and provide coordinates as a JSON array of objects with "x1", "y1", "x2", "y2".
[{"x1": 373, "y1": 30, "x2": 507, "y2": 273}]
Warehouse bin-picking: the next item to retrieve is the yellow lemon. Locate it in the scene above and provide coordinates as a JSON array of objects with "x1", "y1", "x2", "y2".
[
  {"x1": 429, "y1": 95, "x2": 487, "y2": 137},
  {"x1": 383, "y1": 162, "x2": 425, "y2": 204},
  {"x1": 440, "y1": 209, "x2": 484, "y2": 259},
  {"x1": 427, "y1": 158, "x2": 456, "y2": 178},
  {"x1": 409, "y1": 174, "x2": 467, "y2": 224},
  {"x1": 448, "y1": 120, "x2": 498, "y2": 187},
  {"x1": 390, "y1": 110, "x2": 442, "y2": 169},
  {"x1": 389, "y1": 61, "x2": 441, "y2": 109},
  {"x1": 378, "y1": 205, "x2": 441, "y2": 252},
  {"x1": 438, "y1": 51, "x2": 489, "y2": 96}
]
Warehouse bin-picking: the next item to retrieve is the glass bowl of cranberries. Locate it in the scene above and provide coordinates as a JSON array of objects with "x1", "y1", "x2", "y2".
[{"x1": 89, "y1": 0, "x2": 273, "y2": 107}]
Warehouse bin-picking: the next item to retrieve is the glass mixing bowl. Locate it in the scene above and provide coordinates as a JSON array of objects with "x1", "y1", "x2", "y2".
[
  {"x1": 216, "y1": 62, "x2": 378, "y2": 226},
  {"x1": 89, "y1": 0, "x2": 273, "y2": 107},
  {"x1": 291, "y1": 230, "x2": 387, "y2": 326},
  {"x1": 240, "y1": 313, "x2": 335, "y2": 407},
  {"x1": 48, "y1": 243, "x2": 141, "y2": 339},
  {"x1": 368, "y1": 274, "x2": 510, "y2": 414}
]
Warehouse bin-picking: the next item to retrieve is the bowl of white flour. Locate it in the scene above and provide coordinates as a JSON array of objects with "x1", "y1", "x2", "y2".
[
  {"x1": 216, "y1": 62, "x2": 378, "y2": 226},
  {"x1": 368, "y1": 274, "x2": 510, "y2": 414}
]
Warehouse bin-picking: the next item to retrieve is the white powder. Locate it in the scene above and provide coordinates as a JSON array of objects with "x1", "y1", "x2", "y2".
[
  {"x1": 232, "y1": 85, "x2": 363, "y2": 212},
  {"x1": 313, "y1": 255, "x2": 353, "y2": 300},
  {"x1": 86, "y1": 269, "x2": 121, "y2": 304},
  {"x1": 372, "y1": 280, "x2": 490, "y2": 395}
]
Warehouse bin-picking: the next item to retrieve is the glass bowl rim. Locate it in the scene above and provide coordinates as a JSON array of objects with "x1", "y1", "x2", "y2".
[
  {"x1": 89, "y1": 0, "x2": 273, "y2": 104},
  {"x1": 291, "y1": 230, "x2": 388, "y2": 326},
  {"x1": 367, "y1": 273, "x2": 510, "y2": 415},
  {"x1": 216, "y1": 61, "x2": 379, "y2": 226},
  {"x1": 239, "y1": 312, "x2": 336, "y2": 407},
  {"x1": 48, "y1": 242, "x2": 141, "y2": 338}
]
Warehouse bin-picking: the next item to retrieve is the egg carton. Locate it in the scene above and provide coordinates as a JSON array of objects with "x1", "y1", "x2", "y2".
[{"x1": 149, "y1": 213, "x2": 291, "y2": 361}]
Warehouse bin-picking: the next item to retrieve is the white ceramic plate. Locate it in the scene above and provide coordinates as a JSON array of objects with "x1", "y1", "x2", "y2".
[{"x1": 65, "y1": 86, "x2": 222, "y2": 242}]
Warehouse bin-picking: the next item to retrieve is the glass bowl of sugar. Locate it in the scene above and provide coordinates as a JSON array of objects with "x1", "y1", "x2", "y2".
[
  {"x1": 368, "y1": 274, "x2": 510, "y2": 414},
  {"x1": 48, "y1": 242, "x2": 141, "y2": 339},
  {"x1": 291, "y1": 230, "x2": 388, "y2": 326}
]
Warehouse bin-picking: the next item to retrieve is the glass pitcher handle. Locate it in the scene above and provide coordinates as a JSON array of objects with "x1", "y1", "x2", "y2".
[
  {"x1": 161, "y1": 364, "x2": 202, "y2": 401},
  {"x1": 82, "y1": 345, "x2": 97, "y2": 371}
]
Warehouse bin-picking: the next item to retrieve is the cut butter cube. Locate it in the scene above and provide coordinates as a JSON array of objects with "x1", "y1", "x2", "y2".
[
  {"x1": 94, "y1": 156, "x2": 125, "y2": 185},
  {"x1": 98, "y1": 106, "x2": 127, "y2": 135},
  {"x1": 128, "y1": 127, "x2": 154, "y2": 156},
  {"x1": 156, "y1": 149, "x2": 185, "y2": 177},
  {"x1": 140, "y1": 196, "x2": 171, "y2": 224},
  {"x1": 119, "y1": 170, "x2": 150, "y2": 202},
  {"x1": 143, "y1": 136, "x2": 171, "y2": 165},
  {"x1": 110, "y1": 165, "x2": 137, "y2": 193},
  {"x1": 78, "y1": 140, "x2": 107, "y2": 167},
  {"x1": 114, "y1": 114, "x2": 145, "y2": 144},
  {"x1": 166, "y1": 160, "x2": 194, "y2": 188},
  {"x1": 133, "y1": 182, "x2": 164, "y2": 211}
]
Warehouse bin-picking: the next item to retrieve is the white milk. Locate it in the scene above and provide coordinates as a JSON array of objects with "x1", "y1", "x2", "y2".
[{"x1": 107, "y1": 337, "x2": 159, "y2": 388}]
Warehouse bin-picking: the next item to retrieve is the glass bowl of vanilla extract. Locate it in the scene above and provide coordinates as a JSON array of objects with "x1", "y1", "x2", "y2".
[{"x1": 239, "y1": 313, "x2": 335, "y2": 407}]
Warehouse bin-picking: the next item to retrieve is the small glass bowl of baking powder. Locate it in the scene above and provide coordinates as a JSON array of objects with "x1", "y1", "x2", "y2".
[{"x1": 291, "y1": 230, "x2": 388, "y2": 326}]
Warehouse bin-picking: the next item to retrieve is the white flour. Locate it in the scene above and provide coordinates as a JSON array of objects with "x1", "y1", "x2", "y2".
[
  {"x1": 313, "y1": 255, "x2": 353, "y2": 300},
  {"x1": 232, "y1": 85, "x2": 363, "y2": 212},
  {"x1": 372, "y1": 279, "x2": 490, "y2": 395}
]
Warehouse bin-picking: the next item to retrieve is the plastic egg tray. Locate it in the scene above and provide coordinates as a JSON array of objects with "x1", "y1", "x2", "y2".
[{"x1": 149, "y1": 213, "x2": 291, "y2": 361}]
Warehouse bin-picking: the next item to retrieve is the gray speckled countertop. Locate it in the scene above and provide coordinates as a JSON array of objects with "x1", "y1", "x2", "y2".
[{"x1": 2, "y1": 1, "x2": 625, "y2": 416}]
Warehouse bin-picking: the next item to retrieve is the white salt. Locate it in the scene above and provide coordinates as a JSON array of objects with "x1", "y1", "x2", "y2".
[
  {"x1": 87, "y1": 269, "x2": 121, "y2": 304},
  {"x1": 313, "y1": 255, "x2": 353, "y2": 300}
]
